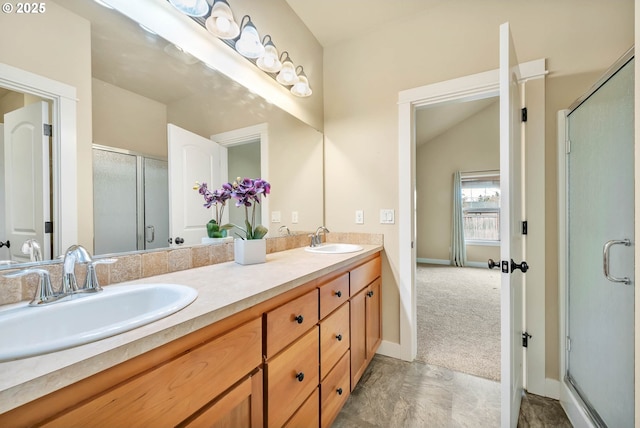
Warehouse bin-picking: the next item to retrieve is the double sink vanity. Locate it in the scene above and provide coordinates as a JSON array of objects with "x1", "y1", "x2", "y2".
[{"x1": 0, "y1": 240, "x2": 383, "y2": 427}]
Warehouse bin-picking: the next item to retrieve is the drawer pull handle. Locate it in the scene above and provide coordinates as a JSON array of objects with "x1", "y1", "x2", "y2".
[
  {"x1": 294, "y1": 315, "x2": 304, "y2": 324},
  {"x1": 335, "y1": 290, "x2": 342, "y2": 298},
  {"x1": 337, "y1": 387, "x2": 343, "y2": 395},
  {"x1": 296, "y1": 372, "x2": 305, "y2": 382},
  {"x1": 336, "y1": 334, "x2": 343, "y2": 341},
  {"x1": 367, "y1": 290, "x2": 374, "y2": 298}
]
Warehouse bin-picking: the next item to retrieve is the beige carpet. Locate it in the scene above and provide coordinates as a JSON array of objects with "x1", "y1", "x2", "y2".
[{"x1": 416, "y1": 264, "x2": 501, "y2": 381}]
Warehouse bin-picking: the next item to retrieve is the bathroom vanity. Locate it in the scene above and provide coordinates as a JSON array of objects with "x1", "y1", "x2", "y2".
[{"x1": 0, "y1": 245, "x2": 382, "y2": 427}]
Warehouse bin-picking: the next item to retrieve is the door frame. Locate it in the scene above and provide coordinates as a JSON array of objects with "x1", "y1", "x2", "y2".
[
  {"x1": 0, "y1": 62, "x2": 77, "y2": 258},
  {"x1": 393, "y1": 59, "x2": 547, "y2": 392},
  {"x1": 211, "y1": 123, "x2": 269, "y2": 235}
]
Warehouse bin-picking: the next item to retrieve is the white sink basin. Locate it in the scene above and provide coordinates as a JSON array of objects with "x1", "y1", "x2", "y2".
[
  {"x1": 0, "y1": 283, "x2": 197, "y2": 362},
  {"x1": 305, "y1": 243, "x2": 364, "y2": 254}
]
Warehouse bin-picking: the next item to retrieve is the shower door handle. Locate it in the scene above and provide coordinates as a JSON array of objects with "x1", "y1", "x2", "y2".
[
  {"x1": 603, "y1": 239, "x2": 631, "y2": 285},
  {"x1": 145, "y1": 225, "x2": 155, "y2": 243}
]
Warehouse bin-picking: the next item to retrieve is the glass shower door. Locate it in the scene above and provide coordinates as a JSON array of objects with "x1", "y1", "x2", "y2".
[{"x1": 566, "y1": 57, "x2": 634, "y2": 427}]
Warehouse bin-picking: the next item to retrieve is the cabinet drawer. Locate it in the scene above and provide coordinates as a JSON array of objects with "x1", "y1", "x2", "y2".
[
  {"x1": 319, "y1": 273, "x2": 349, "y2": 319},
  {"x1": 320, "y1": 350, "x2": 350, "y2": 428},
  {"x1": 43, "y1": 318, "x2": 262, "y2": 428},
  {"x1": 183, "y1": 369, "x2": 262, "y2": 428},
  {"x1": 319, "y1": 302, "x2": 350, "y2": 380},
  {"x1": 284, "y1": 387, "x2": 319, "y2": 428},
  {"x1": 350, "y1": 256, "x2": 381, "y2": 296},
  {"x1": 266, "y1": 326, "x2": 319, "y2": 428},
  {"x1": 265, "y1": 288, "x2": 319, "y2": 358}
]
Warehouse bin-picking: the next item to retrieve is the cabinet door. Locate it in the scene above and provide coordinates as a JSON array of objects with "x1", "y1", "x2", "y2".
[
  {"x1": 183, "y1": 369, "x2": 263, "y2": 428},
  {"x1": 365, "y1": 278, "x2": 382, "y2": 358},
  {"x1": 350, "y1": 289, "x2": 366, "y2": 390}
]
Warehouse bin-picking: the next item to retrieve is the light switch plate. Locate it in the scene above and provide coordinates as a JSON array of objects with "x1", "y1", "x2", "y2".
[
  {"x1": 380, "y1": 209, "x2": 395, "y2": 224},
  {"x1": 291, "y1": 211, "x2": 299, "y2": 224},
  {"x1": 271, "y1": 211, "x2": 281, "y2": 223},
  {"x1": 355, "y1": 210, "x2": 364, "y2": 224}
]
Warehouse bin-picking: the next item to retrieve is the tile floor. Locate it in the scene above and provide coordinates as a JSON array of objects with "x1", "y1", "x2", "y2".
[{"x1": 333, "y1": 355, "x2": 572, "y2": 427}]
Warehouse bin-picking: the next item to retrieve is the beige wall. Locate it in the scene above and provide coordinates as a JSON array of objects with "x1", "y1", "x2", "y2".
[
  {"x1": 168, "y1": 93, "x2": 324, "y2": 233},
  {"x1": 416, "y1": 101, "x2": 500, "y2": 264},
  {"x1": 92, "y1": 78, "x2": 168, "y2": 158},
  {"x1": 323, "y1": 0, "x2": 633, "y2": 379},
  {"x1": 0, "y1": 2, "x2": 93, "y2": 248}
]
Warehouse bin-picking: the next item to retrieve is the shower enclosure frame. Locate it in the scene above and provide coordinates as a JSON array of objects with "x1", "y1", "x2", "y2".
[{"x1": 557, "y1": 46, "x2": 635, "y2": 428}]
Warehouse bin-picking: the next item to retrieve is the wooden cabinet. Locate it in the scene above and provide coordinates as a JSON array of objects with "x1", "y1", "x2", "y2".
[
  {"x1": 40, "y1": 318, "x2": 263, "y2": 428},
  {"x1": 183, "y1": 369, "x2": 263, "y2": 428},
  {"x1": 320, "y1": 351, "x2": 350, "y2": 428},
  {"x1": 350, "y1": 270, "x2": 382, "y2": 389},
  {"x1": 2, "y1": 251, "x2": 382, "y2": 428},
  {"x1": 265, "y1": 327, "x2": 319, "y2": 428}
]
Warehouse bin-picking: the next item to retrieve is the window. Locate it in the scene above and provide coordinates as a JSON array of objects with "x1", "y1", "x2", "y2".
[{"x1": 461, "y1": 174, "x2": 500, "y2": 243}]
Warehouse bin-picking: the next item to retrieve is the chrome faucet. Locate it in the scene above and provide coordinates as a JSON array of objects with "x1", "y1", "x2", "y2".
[
  {"x1": 278, "y1": 225, "x2": 291, "y2": 236},
  {"x1": 309, "y1": 226, "x2": 330, "y2": 247},
  {"x1": 4, "y1": 245, "x2": 116, "y2": 306},
  {"x1": 62, "y1": 245, "x2": 93, "y2": 294},
  {"x1": 21, "y1": 239, "x2": 42, "y2": 262}
]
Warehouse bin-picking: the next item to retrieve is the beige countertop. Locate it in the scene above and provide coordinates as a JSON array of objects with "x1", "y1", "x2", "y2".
[{"x1": 0, "y1": 244, "x2": 382, "y2": 414}]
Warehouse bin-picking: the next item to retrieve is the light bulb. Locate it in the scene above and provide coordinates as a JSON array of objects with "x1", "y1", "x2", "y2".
[{"x1": 216, "y1": 16, "x2": 230, "y2": 33}]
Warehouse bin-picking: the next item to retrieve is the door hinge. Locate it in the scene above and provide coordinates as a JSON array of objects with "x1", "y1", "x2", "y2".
[
  {"x1": 44, "y1": 221, "x2": 53, "y2": 233},
  {"x1": 566, "y1": 336, "x2": 572, "y2": 352},
  {"x1": 522, "y1": 221, "x2": 528, "y2": 235},
  {"x1": 43, "y1": 124, "x2": 52, "y2": 137},
  {"x1": 522, "y1": 332, "x2": 532, "y2": 348},
  {"x1": 521, "y1": 107, "x2": 528, "y2": 122}
]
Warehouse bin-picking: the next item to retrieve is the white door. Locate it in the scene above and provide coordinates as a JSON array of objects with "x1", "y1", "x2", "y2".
[
  {"x1": 168, "y1": 124, "x2": 227, "y2": 246},
  {"x1": 4, "y1": 101, "x2": 51, "y2": 262},
  {"x1": 499, "y1": 22, "x2": 525, "y2": 428}
]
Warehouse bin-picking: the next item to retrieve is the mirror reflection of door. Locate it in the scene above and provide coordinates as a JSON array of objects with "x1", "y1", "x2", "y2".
[
  {"x1": 2, "y1": 100, "x2": 52, "y2": 263},
  {"x1": 168, "y1": 124, "x2": 227, "y2": 246}
]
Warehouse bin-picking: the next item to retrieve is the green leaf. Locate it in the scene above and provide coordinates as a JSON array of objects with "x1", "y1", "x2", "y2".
[{"x1": 252, "y1": 225, "x2": 268, "y2": 239}]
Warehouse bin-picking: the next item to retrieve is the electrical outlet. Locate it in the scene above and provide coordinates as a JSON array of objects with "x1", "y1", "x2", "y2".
[
  {"x1": 355, "y1": 210, "x2": 364, "y2": 224},
  {"x1": 271, "y1": 211, "x2": 281, "y2": 223},
  {"x1": 380, "y1": 209, "x2": 395, "y2": 224},
  {"x1": 292, "y1": 211, "x2": 299, "y2": 224}
]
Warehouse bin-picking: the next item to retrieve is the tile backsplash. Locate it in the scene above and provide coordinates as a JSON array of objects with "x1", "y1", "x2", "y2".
[{"x1": 0, "y1": 232, "x2": 383, "y2": 305}]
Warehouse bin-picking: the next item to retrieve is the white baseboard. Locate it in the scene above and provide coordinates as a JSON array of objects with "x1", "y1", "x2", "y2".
[
  {"x1": 545, "y1": 378, "x2": 560, "y2": 400},
  {"x1": 376, "y1": 340, "x2": 408, "y2": 361},
  {"x1": 417, "y1": 258, "x2": 487, "y2": 269}
]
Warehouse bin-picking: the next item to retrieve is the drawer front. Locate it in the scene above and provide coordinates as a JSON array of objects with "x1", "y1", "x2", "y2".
[
  {"x1": 320, "y1": 350, "x2": 350, "y2": 428},
  {"x1": 319, "y1": 302, "x2": 350, "y2": 380},
  {"x1": 319, "y1": 273, "x2": 349, "y2": 319},
  {"x1": 350, "y1": 256, "x2": 381, "y2": 296},
  {"x1": 267, "y1": 326, "x2": 319, "y2": 428},
  {"x1": 265, "y1": 288, "x2": 319, "y2": 358},
  {"x1": 44, "y1": 318, "x2": 262, "y2": 428},
  {"x1": 284, "y1": 387, "x2": 319, "y2": 428}
]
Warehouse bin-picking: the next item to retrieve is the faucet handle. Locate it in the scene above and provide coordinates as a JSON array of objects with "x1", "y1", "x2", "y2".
[
  {"x1": 83, "y1": 258, "x2": 117, "y2": 293},
  {"x1": 4, "y1": 268, "x2": 56, "y2": 306}
]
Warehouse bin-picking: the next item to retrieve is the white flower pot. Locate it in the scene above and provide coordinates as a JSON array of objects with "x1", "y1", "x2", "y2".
[
  {"x1": 234, "y1": 239, "x2": 266, "y2": 265},
  {"x1": 201, "y1": 236, "x2": 233, "y2": 244}
]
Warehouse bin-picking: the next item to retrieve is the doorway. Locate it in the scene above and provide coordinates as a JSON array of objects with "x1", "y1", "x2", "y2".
[{"x1": 414, "y1": 98, "x2": 502, "y2": 380}]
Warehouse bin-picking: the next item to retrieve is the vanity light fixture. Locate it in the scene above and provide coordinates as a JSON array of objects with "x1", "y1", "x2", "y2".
[
  {"x1": 166, "y1": 0, "x2": 312, "y2": 97},
  {"x1": 276, "y1": 51, "x2": 298, "y2": 86},
  {"x1": 93, "y1": 0, "x2": 113, "y2": 9},
  {"x1": 205, "y1": 0, "x2": 239, "y2": 40},
  {"x1": 168, "y1": 0, "x2": 210, "y2": 17},
  {"x1": 235, "y1": 16, "x2": 265, "y2": 59},
  {"x1": 290, "y1": 66, "x2": 312, "y2": 97},
  {"x1": 256, "y1": 36, "x2": 283, "y2": 73}
]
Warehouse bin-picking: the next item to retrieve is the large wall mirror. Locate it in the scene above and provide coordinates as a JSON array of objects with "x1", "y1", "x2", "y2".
[{"x1": 0, "y1": 0, "x2": 324, "y2": 268}]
